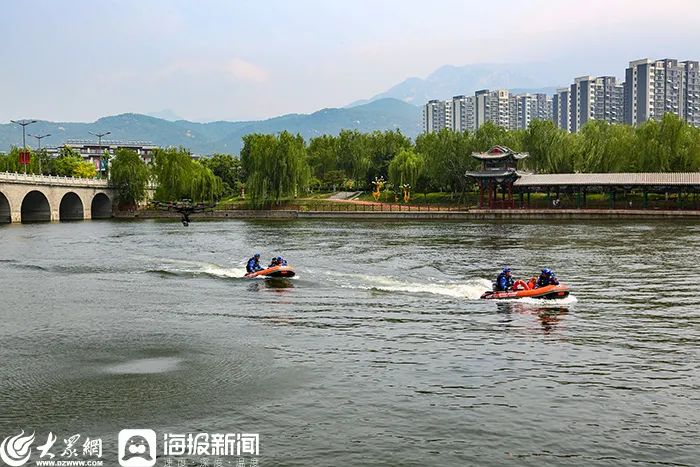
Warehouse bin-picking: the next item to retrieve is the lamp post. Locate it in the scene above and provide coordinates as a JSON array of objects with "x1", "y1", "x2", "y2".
[
  {"x1": 11, "y1": 119, "x2": 37, "y2": 173},
  {"x1": 29, "y1": 133, "x2": 51, "y2": 150},
  {"x1": 89, "y1": 131, "x2": 111, "y2": 178},
  {"x1": 10, "y1": 119, "x2": 37, "y2": 149},
  {"x1": 28, "y1": 134, "x2": 51, "y2": 174}
]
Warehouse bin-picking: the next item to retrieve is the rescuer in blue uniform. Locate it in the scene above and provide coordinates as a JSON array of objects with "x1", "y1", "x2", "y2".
[
  {"x1": 495, "y1": 267, "x2": 515, "y2": 291},
  {"x1": 246, "y1": 253, "x2": 262, "y2": 273},
  {"x1": 535, "y1": 268, "x2": 559, "y2": 288},
  {"x1": 268, "y1": 256, "x2": 288, "y2": 267}
]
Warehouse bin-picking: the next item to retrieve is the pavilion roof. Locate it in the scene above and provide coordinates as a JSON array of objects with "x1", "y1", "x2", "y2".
[{"x1": 471, "y1": 145, "x2": 529, "y2": 161}]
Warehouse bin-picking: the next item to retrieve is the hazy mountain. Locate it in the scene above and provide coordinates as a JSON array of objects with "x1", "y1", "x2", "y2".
[
  {"x1": 0, "y1": 99, "x2": 420, "y2": 155},
  {"x1": 348, "y1": 63, "x2": 569, "y2": 107},
  {"x1": 145, "y1": 109, "x2": 183, "y2": 121}
]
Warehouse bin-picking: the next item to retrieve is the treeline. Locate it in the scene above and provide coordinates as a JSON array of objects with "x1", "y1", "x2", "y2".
[
  {"x1": 3, "y1": 113, "x2": 699, "y2": 207},
  {"x1": 240, "y1": 113, "x2": 700, "y2": 205},
  {"x1": 111, "y1": 147, "x2": 222, "y2": 206},
  {"x1": 0, "y1": 146, "x2": 98, "y2": 178}
]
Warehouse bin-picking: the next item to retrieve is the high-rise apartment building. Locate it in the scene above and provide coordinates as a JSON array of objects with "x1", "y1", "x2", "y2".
[
  {"x1": 624, "y1": 58, "x2": 654, "y2": 125},
  {"x1": 593, "y1": 76, "x2": 624, "y2": 124},
  {"x1": 624, "y1": 58, "x2": 700, "y2": 127},
  {"x1": 569, "y1": 76, "x2": 595, "y2": 132},
  {"x1": 653, "y1": 59, "x2": 684, "y2": 118},
  {"x1": 422, "y1": 99, "x2": 451, "y2": 133},
  {"x1": 568, "y1": 75, "x2": 624, "y2": 132},
  {"x1": 682, "y1": 60, "x2": 700, "y2": 127},
  {"x1": 510, "y1": 93, "x2": 552, "y2": 130},
  {"x1": 423, "y1": 90, "x2": 553, "y2": 133},
  {"x1": 485, "y1": 89, "x2": 511, "y2": 129},
  {"x1": 552, "y1": 88, "x2": 571, "y2": 131},
  {"x1": 450, "y1": 95, "x2": 477, "y2": 132}
]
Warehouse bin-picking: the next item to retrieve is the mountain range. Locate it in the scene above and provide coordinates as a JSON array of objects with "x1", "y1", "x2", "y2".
[
  {"x1": 0, "y1": 99, "x2": 421, "y2": 155},
  {"x1": 1, "y1": 63, "x2": 563, "y2": 155},
  {"x1": 347, "y1": 63, "x2": 567, "y2": 106}
]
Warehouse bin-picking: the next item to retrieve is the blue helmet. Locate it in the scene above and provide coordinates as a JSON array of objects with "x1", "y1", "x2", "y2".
[
  {"x1": 254, "y1": 253, "x2": 260, "y2": 258},
  {"x1": 503, "y1": 267, "x2": 511, "y2": 273},
  {"x1": 542, "y1": 268, "x2": 552, "y2": 275},
  {"x1": 277, "y1": 256, "x2": 283, "y2": 261}
]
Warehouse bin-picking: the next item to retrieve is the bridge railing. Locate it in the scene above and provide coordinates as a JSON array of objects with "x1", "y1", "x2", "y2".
[{"x1": 0, "y1": 171, "x2": 110, "y2": 188}]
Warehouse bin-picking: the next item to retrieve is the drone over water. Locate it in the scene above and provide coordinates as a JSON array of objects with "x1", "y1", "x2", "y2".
[{"x1": 150, "y1": 200, "x2": 215, "y2": 226}]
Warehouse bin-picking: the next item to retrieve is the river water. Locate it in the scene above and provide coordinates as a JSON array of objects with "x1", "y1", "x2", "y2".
[{"x1": 0, "y1": 219, "x2": 698, "y2": 466}]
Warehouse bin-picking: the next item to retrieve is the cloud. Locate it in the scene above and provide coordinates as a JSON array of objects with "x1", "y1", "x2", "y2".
[{"x1": 225, "y1": 58, "x2": 269, "y2": 83}]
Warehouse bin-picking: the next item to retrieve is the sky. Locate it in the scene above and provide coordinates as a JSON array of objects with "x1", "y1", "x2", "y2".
[{"x1": 3, "y1": 0, "x2": 700, "y2": 123}]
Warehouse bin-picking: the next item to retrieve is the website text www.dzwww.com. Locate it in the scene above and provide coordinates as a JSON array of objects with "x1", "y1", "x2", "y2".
[{"x1": 35, "y1": 460, "x2": 104, "y2": 466}]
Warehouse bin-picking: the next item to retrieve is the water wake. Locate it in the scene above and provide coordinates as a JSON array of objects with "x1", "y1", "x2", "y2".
[
  {"x1": 146, "y1": 258, "x2": 246, "y2": 279},
  {"x1": 321, "y1": 270, "x2": 492, "y2": 300}
]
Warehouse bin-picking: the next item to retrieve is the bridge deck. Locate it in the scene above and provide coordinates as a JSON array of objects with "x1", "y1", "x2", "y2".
[{"x1": 0, "y1": 172, "x2": 110, "y2": 188}]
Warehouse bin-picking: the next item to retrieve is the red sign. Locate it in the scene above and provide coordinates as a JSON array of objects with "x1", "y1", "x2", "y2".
[{"x1": 18, "y1": 149, "x2": 31, "y2": 165}]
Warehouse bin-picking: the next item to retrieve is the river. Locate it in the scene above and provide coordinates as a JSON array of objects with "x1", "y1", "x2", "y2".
[{"x1": 0, "y1": 219, "x2": 698, "y2": 466}]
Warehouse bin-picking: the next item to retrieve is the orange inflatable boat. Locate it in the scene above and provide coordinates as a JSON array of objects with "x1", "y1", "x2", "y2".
[
  {"x1": 481, "y1": 283, "x2": 570, "y2": 300},
  {"x1": 244, "y1": 265, "x2": 296, "y2": 279}
]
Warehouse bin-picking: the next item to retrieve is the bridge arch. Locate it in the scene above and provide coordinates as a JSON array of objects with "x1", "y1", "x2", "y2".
[
  {"x1": 59, "y1": 192, "x2": 85, "y2": 221},
  {"x1": 21, "y1": 190, "x2": 51, "y2": 222},
  {"x1": 91, "y1": 193, "x2": 112, "y2": 219},
  {"x1": 0, "y1": 192, "x2": 10, "y2": 223}
]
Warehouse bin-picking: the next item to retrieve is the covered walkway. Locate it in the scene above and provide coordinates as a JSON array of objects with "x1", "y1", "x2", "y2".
[{"x1": 513, "y1": 173, "x2": 700, "y2": 210}]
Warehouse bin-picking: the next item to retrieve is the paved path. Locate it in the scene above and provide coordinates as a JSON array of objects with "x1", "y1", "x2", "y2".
[{"x1": 327, "y1": 191, "x2": 362, "y2": 200}]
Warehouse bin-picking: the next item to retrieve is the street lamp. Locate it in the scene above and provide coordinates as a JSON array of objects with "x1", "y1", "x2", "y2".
[
  {"x1": 89, "y1": 131, "x2": 111, "y2": 178},
  {"x1": 28, "y1": 133, "x2": 51, "y2": 175},
  {"x1": 28, "y1": 133, "x2": 51, "y2": 150},
  {"x1": 10, "y1": 119, "x2": 37, "y2": 148}
]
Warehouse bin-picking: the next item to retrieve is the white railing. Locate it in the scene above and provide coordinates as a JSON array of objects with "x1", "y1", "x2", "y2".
[{"x1": 0, "y1": 171, "x2": 111, "y2": 188}]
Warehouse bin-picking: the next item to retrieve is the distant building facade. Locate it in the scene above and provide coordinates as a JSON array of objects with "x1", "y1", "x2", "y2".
[
  {"x1": 422, "y1": 99, "x2": 451, "y2": 133},
  {"x1": 422, "y1": 55, "x2": 700, "y2": 134},
  {"x1": 422, "y1": 90, "x2": 552, "y2": 133},
  {"x1": 47, "y1": 140, "x2": 158, "y2": 173},
  {"x1": 624, "y1": 58, "x2": 700, "y2": 127},
  {"x1": 450, "y1": 95, "x2": 477, "y2": 132},
  {"x1": 568, "y1": 75, "x2": 624, "y2": 132},
  {"x1": 552, "y1": 88, "x2": 571, "y2": 131}
]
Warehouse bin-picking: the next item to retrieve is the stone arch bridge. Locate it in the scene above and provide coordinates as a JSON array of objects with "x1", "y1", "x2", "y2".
[{"x1": 0, "y1": 172, "x2": 116, "y2": 223}]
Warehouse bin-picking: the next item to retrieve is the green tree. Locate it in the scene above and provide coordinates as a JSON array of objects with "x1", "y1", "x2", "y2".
[
  {"x1": 522, "y1": 120, "x2": 575, "y2": 173},
  {"x1": 307, "y1": 135, "x2": 339, "y2": 184},
  {"x1": 366, "y1": 130, "x2": 412, "y2": 183},
  {"x1": 416, "y1": 129, "x2": 476, "y2": 197},
  {"x1": 388, "y1": 148, "x2": 424, "y2": 188},
  {"x1": 110, "y1": 149, "x2": 151, "y2": 206},
  {"x1": 73, "y1": 161, "x2": 97, "y2": 178},
  {"x1": 201, "y1": 154, "x2": 243, "y2": 196},
  {"x1": 152, "y1": 147, "x2": 223, "y2": 202},
  {"x1": 241, "y1": 131, "x2": 310, "y2": 207},
  {"x1": 337, "y1": 130, "x2": 371, "y2": 187},
  {"x1": 53, "y1": 148, "x2": 84, "y2": 177}
]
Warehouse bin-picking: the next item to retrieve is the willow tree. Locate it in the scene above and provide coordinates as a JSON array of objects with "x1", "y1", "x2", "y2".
[
  {"x1": 190, "y1": 161, "x2": 223, "y2": 203},
  {"x1": 416, "y1": 128, "x2": 476, "y2": 196},
  {"x1": 110, "y1": 149, "x2": 151, "y2": 206},
  {"x1": 389, "y1": 148, "x2": 424, "y2": 188},
  {"x1": 152, "y1": 147, "x2": 222, "y2": 203},
  {"x1": 337, "y1": 129, "x2": 371, "y2": 188},
  {"x1": 241, "y1": 131, "x2": 310, "y2": 207}
]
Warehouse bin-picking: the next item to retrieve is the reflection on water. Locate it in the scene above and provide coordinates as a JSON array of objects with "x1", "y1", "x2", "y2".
[
  {"x1": 0, "y1": 219, "x2": 699, "y2": 466},
  {"x1": 247, "y1": 278, "x2": 296, "y2": 293},
  {"x1": 497, "y1": 301, "x2": 570, "y2": 333}
]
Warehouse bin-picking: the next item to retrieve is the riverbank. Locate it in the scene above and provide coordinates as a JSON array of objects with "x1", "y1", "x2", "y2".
[{"x1": 114, "y1": 208, "x2": 700, "y2": 221}]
